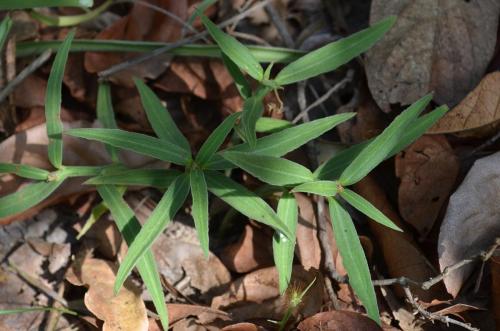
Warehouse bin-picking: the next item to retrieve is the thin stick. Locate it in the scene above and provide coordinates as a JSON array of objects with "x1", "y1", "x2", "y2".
[
  {"x1": 98, "y1": 0, "x2": 271, "y2": 80},
  {"x1": 0, "y1": 49, "x2": 52, "y2": 104},
  {"x1": 264, "y1": 2, "x2": 294, "y2": 48}
]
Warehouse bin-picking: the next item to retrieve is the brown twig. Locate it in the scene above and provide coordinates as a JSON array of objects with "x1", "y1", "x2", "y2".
[{"x1": 264, "y1": 2, "x2": 294, "y2": 48}]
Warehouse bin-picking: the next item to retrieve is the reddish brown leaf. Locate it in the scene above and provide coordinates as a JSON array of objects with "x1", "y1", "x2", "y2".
[
  {"x1": 297, "y1": 310, "x2": 382, "y2": 331},
  {"x1": 295, "y1": 193, "x2": 321, "y2": 270}
]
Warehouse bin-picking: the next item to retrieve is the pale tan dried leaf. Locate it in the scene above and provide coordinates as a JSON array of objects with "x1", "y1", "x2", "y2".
[
  {"x1": 295, "y1": 193, "x2": 321, "y2": 270},
  {"x1": 367, "y1": 0, "x2": 500, "y2": 112}
]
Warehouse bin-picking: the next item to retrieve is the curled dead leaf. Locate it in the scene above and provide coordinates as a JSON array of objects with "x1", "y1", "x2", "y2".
[
  {"x1": 366, "y1": 0, "x2": 500, "y2": 112},
  {"x1": 297, "y1": 310, "x2": 382, "y2": 331}
]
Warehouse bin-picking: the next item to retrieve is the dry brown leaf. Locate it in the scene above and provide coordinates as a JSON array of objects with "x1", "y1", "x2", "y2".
[
  {"x1": 297, "y1": 310, "x2": 382, "y2": 331},
  {"x1": 438, "y1": 151, "x2": 500, "y2": 297},
  {"x1": 395, "y1": 135, "x2": 458, "y2": 238},
  {"x1": 167, "y1": 304, "x2": 230, "y2": 325},
  {"x1": 354, "y1": 176, "x2": 446, "y2": 301},
  {"x1": 66, "y1": 257, "x2": 148, "y2": 331},
  {"x1": 219, "y1": 224, "x2": 274, "y2": 273},
  {"x1": 366, "y1": 0, "x2": 500, "y2": 112},
  {"x1": 221, "y1": 323, "x2": 265, "y2": 331},
  {"x1": 490, "y1": 254, "x2": 500, "y2": 327},
  {"x1": 295, "y1": 193, "x2": 321, "y2": 270},
  {"x1": 429, "y1": 72, "x2": 500, "y2": 135}
]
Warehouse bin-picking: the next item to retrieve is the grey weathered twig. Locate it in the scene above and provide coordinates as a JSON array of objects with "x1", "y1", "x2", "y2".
[{"x1": 264, "y1": 2, "x2": 294, "y2": 48}]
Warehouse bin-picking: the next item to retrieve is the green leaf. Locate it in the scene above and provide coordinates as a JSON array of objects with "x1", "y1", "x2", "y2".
[
  {"x1": 134, "y1": 78, "x2": 191, "y2": 153},
  {"x1": 66, "y1": 128, "x2": 191, "y2": 165},
  {"x1": 30, "y1": 0, "x2": 111, "y2": 27},
  {"x1": 221, "y1": 52, "x2": 252, "y2": 99},
  {"x1": 292, "y1": 180, "x2": 339, "y2": 196},
  {"x1": 327, "y1": 197, "x2": 380, "y2": 324},
  {"x1": 255, "y1": 117, "x2": 293, "y2": 133},
  {"x1": 315, "y1": 105, "x2": 448, "y2": 180},
  {"x1": 190, "y1": 170, "x2": 210, "y2": 257},
  {"x1": 205, "y1": 170, "x2": 292, "y2": 239},
  {"x1": 96, "y1": 82, "x2": 120, "y2": 162},
  {"x1": 196, "y1": 112, "x2": 240, "y2": 166},
  {"x1": 114, "y1": 174, "x2": 190, "y2": 294},
  {"x1": 0, "y1": 0, "x2": 93, "y2": 10},
  {"x1": 207, "y1": 112, "x2": 356, "y2": 170},
  {"x1": 97, "y1": 185, "x2": 169, "y2": 331},
  {"x1": 0, "y1": 16, "x2": 12, "y2": 52},
  {"x1": 85, "y1": 168, "x2": 181, "y2": 188},
  {"x1": 0, "y1": 163, "x2": 49, "y2": 180},
  {"x1": 275, "y1": 16, "x2": 396, "y2": 85},
  {"x1": 223, "y1": 152, "x2": 313, "y2": 186},
  {"x1": 340, "y1": 188, "x2": 402, "y2": 232},
  {"x1": 0, "y1": 175, "x2": 67, "y2": 218},
  {"x1": 201, "y1": 15, "x2": 263, "y2": 81},
  {"x1": 187, "y1": 0, "x2": 218, "y2": 26},
  {"x1": 240, "y1": 86, "x2": 270, "y2": 148},
  {"x1": 46, "y1": 30, "x2": 75, "y2": 169},
  {"x1": 272, "y1": 192, "x2": 297, "y2": 294},
  {"x1": 339, "y1": 94, "x2": 432, "y2": 185}
]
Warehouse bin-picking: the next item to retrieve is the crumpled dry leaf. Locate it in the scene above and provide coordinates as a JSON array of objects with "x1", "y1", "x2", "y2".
[
  {"x1": 438, "y1": 151, "x2": 500, "y2": 297},
  {"x1": 366, "y1": 0, "x2": 500, "y2": 112},
  {"x1": 295, "y1": 193, "x2": 321, "y2": 270},
  {"x1": 167, "y1": 303, "x2": 230, "y2": 325},
  {"x1": 66, "y1": 257, "x2": 148, "y2": 331},
  {"x1": 211, "y1": 266, "x2": 323, "y2": 321},
  {"x1": 429, "y1": 72, "x2": 500, "y2": 135},
  {"x1": 221, "y1": 322, "x2": 265, "y2": 331},
  {"x1": 297, "y1": 310, "x2": 382, "y2": 331},
  {"x1": 395, "y1": 135, "x2": 459, "y2": 238}
]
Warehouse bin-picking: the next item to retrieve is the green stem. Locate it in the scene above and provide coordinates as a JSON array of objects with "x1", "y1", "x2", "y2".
[{"x1": 30, "y1": 0, "x2": 113, "y2": 27}]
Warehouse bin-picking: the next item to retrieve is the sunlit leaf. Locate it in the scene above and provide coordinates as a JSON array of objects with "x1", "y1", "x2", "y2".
[
  {"x1": 255, "y1": 117, "x2": 292, "y2": 133},
  {"x1": 221, "y1": 52, "x2": 252, "y2": 99},
  {"x1": 240, "y1": 86, "x2": 270, "y2": 147},
  {"x1": 190, "y1": 169, "x2": 210, "y2": 257},
  {"x1": 85, "y1": 168, "x2": 181, "y2": 188},
  {"x1": 292, "y1": 180, "x2": 339, "y2": 196},
  {"x1": 0, "y1": 163, "x2": 49, "y2": 180},
  {"x1": 96, "y1": 82, "x2": 120, "y2": 162}
]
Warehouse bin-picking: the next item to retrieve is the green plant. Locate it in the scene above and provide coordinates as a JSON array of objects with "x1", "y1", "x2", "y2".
[{"x1": 0, "y1": 10, "x2": 449, "y2": 329}]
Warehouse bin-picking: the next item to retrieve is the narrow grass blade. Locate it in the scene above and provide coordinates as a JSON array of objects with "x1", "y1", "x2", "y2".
[
  {"x1": 66, "y1": 128, "x2": 191, "y2": 165},
  {"x1": 223, "y1": 152, "x2": 313, "y2": 186},
  {"x1": 0, "y1": 17, "x2": 12, "y2": 52},
  {"x1": 76, "y1": 201, "x2": 108, "y2": 240},
  {"x1": 0, "y1": 306, "x2": 76, "y2": 316},
  {"x1": 17, "y1": 40, "x2": 304, "y2": 63},
  {"x1": 314, "y1": 142, "x2": 368, "y2": 180},
  {"x1": 201, "y1": 15, "x2": 263, "y2": 81},
  {"x1": 85, "y1": 168, "x2": 181, "y2": 188},
  {"x1": 292, "y1": 180, "x2": 339, "y2": 196},
  {"x1": 327, "y1": 197, "x2": 380, "y2": 324},
  {"x1": 275, "y1": 16, "x2": 396, "y2": 85},
  {"x1": 196, "y1": 112, "x2": 240, "y2": 166},
  {"x1": 46, "y1": 30, "x2": 75, "y2": 169},
  {"x1": 0, "y1": 0, "x2": 93, "y2": 9},
  {"x1": 340, "y1": 188, "x2": 402, "y2": 232},
  {"x1": 134, "y1": 78, "x2": 191, "y2": 153},
  {"x1": 114, "y1": 174, "x2": 190, "y2": 294},
  {"x1": 205, "y1": 170, "x2": 292, "y2": 239},
  {"x1": 0, "y1": 176, "x2": 67, "y2": 218},
  {"x1": 190, "y1": 170, "x2": 210, "y2": 257},
  {"x1": 30, "y1": 0, "x2": 111, "y2": 27},
  {"x1": 339, "y1": 94, "x2": 432, "y2": 185},
  {"x1": 255, "y1": 117, "x2": 292, "y2": 133},
  {"x1": 187, "y1": 0, "x2": 217, "y2": 26},
  {"x1": 0, "y1": 163, "x2": 49, "y2": 180},
  {"x1": 96, "y1": 82, "x2": 120, "y2": 162},
  {"x1": 97, "y1": 185, "x2": 169, "y2": 331},
  {"x1": 273, "y1": 192, "x2": 297, "y2": 294},
  {"x1": 240, "y1": 86, "x2": 270, "y2": 148},
  {"x1": 221, "y1": 53, "x2": 252, "y2": 99}
]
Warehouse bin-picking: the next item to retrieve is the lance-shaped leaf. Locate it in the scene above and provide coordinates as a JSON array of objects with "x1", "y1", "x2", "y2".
[
  {"x1": 114, "y1": 174, "x2": 190, "y2": 294},
  {"x1": 201, "y1": 15, "x2": 263, "y2": 81},
  {"x1": 327, "y1": 197, "x2": 380, "y2": 324},
  {"x1": 86, "y1": 168, "x2": 181, "y2": 188},
  {"x1": 221, "y1": 53, "x2": 252, "y2": 99},
  {"x1": 0, "y1": 0, "x2": 93, "y2": 10},
  {"x1": 255, "y1": 117, "x2": 293, "y2": 133},
  {"x1": 292, "y1": 180, "x2": 340, "y2": 197},
  {"x1": 223, "y1": 152, "x2": 314, "y2": 186},
  {"x1": 205, "y1": 170, "x2": 292, "y2": 239},
  {"x1": 46, "y1": 30, "x2": 74, "y2": 169},
  {"x1": 275, "y1": 16, "x2": 396, "y2": 85},
  {"x1": 134, "y1": 78, "x2": 191, "y2": 153},
  {"x1": 97, "y1": 185, "x2": 169, "y2": 330},
  {"x1": 0, "y1": 175, "x2": 67, "y2": 218},
  {"x1": 340, "y1": 188, "x2": 401, "y2": 232},
  {"x1": 273, "y1": 192, "x2": 298, "y2": 294},
  {"x1": 339, "y1": 94, "x2": 432, "y2": 185},
  {"x1": 0, "y1": 163, "x2": 49, "y2": 180},
  {"x1": 206, "y1": 113, "x2": 356, "y2": 170},
  {"x1": 190, "y1": 170, "x2": 210, "y2": 257},
  {"x1": 66, "y1": 128, "x2": 191, "y2": 165},
  {"x1": 315, "y1": 105, "x2": 448, "y2": 180},
  {"x1": 0, "y1": 16, "x2": 12, "y2": 52},
  {"x1": 196, "y1": 112, "x2": 240, "y2": 166},
  {"x1": 96, "y1": 82, "x2": 120, "y2": 162},
  {"x1": 240, "y1": 86, "x2": 270, "y2": 148}
]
